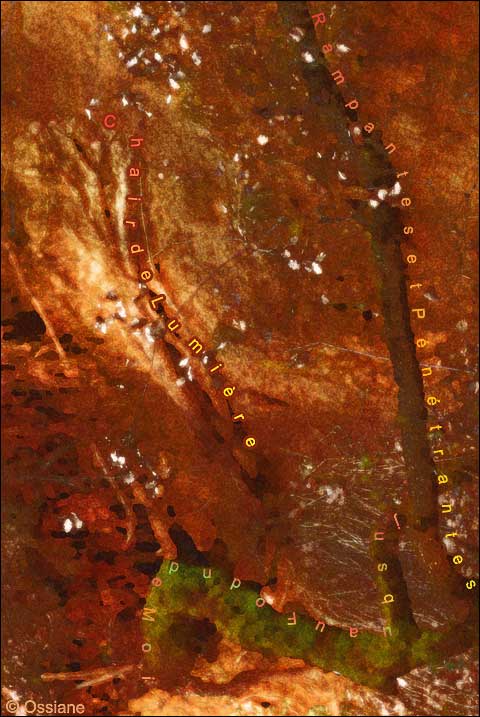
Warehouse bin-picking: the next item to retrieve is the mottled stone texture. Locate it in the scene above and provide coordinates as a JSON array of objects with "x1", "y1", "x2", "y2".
[
  {"x1": 126, "y1": 648, "x2": 479, "y2": 716},
  {"x1": 1, "y1": 1, "x2": 478, "y2": 715}
]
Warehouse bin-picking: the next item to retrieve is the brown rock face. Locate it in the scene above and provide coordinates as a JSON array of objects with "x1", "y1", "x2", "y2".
[
  {"x1": 126, "y1": 648, "x2": 479, "y2": 716},
  {"x1": 1, "y1": 1, "x2": 478, "y2": 715}
]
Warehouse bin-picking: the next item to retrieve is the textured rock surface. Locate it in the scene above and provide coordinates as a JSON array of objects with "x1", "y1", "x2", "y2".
[
  {"x1": 1, "y1": 1, "x2": 478, "y2": 715},
  {"x1": 125, "y1": 648, "x2": 479, "y2": 716}
]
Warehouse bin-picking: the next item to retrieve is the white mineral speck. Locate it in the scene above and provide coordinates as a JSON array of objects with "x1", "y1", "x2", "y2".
[
  {"x1": 63, "y1": 518, "x2": 73, "y2": 533},
  {"x1": 145, "y1": 327, "x2": 155, "y2": 344},
  {"x1": 324, "y1": 485, "x2": 345, "y2": 504},
  {"x1": 312, "y1": 262, "x2": 323, "y2": 275},
  {"x1": 154, "y1": 52, "x2": 163, "y2": 62},
  {"x1": 338, "y1": 171, "x2": 347, "y2": 180},
  {"x1": 115, "y1": 301, "x2": 127, "y2": 318},
  {"x1": 72, "y1": 513, "x2": 83, "y2": 530},
  {"x1": 257, "y1": 134, "x2": 269, "y2": 145},
  {"x1": 289, "y1": 27, "x2": 304, "y2": 42},
  {"x1": 288, "y1": 259, "x2": 300, "y2": 270},
  {"x1": 169, "y1": 78, "x2": 180, "y2": 90},
  {"x1": 179, "y1": 34, "x2": 189, "y2": 50},
  {"x1": 202, "y1": 24, "x2": 212, "y2": 34},
  {"x1": 302, "y1": 51, "x2": 315, "y2": 63},
  {"x1": 110, "y1": 451, "x2": 125, "y2": 466},
  {"x1": 443, "y1": 536, "x2": 456, "y2": 552}
]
